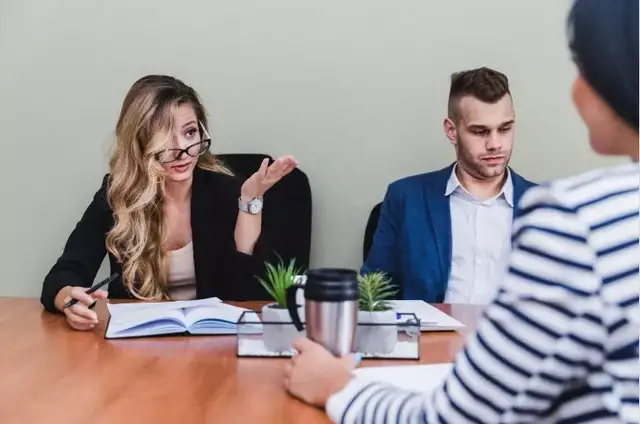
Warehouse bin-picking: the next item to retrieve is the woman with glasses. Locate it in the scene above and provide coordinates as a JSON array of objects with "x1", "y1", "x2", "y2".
[
  {"x1": 40, "y1": 75, "x2": 298, "y2": 331},
  {"x1": 284, "y1": 1, "x2": 639, "y2": 422}
]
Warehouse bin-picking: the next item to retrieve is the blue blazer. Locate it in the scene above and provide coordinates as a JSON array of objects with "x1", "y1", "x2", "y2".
[{"x1": 361, "y1": 163, "x2": 537, "y2": 303}]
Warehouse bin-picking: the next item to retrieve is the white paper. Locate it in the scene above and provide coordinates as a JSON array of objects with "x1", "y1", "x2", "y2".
[
  {"x1": 390, "y1": 300, "x2": 466, "y2": 332},
  {"x1": 353, "y1": 363, "x2": 453, "y2": 393}
]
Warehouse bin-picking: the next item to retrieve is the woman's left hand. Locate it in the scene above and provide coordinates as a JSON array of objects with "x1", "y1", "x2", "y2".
[
  {"x1": 241, "y1": 155, "x2": 299, "y2": 199},
  {"x1": 284, "y1": 337, "x2": 360, "y2": 408}
]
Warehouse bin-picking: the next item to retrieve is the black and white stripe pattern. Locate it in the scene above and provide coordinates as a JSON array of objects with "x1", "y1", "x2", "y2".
[{"x1": 326, "y1": 163, "x2": 639, "y2": 424}]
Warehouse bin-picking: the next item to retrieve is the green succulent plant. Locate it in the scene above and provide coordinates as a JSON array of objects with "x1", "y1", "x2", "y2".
[
  {"x1": 357, "y1": 271, "x2": 398, "y2": 312},
  {"x1": 256, "y1": 255, "x2": 303, "y2": 309}
]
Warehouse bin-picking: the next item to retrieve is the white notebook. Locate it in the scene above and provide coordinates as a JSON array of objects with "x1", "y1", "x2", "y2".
[
  {"x1": 354, "y1": 363, "x2": 453, "y2": 393},
  {"x1": 105, "y1": 297, "x2": 252, "y2": 339},
  {"x1": 390, "y1": 300, "x2": 466, "y2": 332}
]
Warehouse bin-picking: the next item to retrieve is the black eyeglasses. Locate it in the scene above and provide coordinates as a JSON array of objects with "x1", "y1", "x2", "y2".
[
  {"x1": 155, "y1": 121, "x2": 212, "y2": 164},
  {"x1": 155, "y1": 139, "x2": 211, "y2": 164}
]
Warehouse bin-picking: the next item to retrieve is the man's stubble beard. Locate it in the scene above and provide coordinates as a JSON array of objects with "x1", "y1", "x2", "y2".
[{"x1": 455, "y1": 140, "x2": 511, "y2": 180}]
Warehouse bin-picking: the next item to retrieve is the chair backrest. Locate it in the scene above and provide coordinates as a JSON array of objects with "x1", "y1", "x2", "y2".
[
  {"x1": 363, "y1": 202, "x2": 382, "y2": 262},
  {"x1": 218, "y1": 153, "x2": 272, "y2": 178},
  {"x1": 218, "y1": 153, "x2": 313, "y2": 284}
]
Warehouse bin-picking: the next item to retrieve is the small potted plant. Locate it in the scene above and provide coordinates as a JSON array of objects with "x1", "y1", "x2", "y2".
[
  {"x1": 257, "y1": 256, "x2": 305, "y2": 352},
  {"x1": 355, "y1": 271, "x2": 398, "y2": 354}
]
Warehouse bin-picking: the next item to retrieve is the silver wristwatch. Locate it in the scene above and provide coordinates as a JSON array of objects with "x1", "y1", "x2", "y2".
[{"x1": 238, "y1": 196, "x2": 264, "y2": 215}]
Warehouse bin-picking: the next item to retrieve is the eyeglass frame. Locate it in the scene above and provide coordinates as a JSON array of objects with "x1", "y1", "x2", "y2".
[{"x1": 154, "y1": 121, "x2": 212, "y2": 164}]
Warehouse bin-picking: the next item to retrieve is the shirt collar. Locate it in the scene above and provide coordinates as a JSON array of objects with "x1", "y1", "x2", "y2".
[{"x1": 445, "y1": 163, "x2": 514, "y2": 207}]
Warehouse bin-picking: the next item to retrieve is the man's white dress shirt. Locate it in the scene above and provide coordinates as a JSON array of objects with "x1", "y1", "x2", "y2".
[{"x1": 444, "y1": 165, "x2": 514, "y2": 304}]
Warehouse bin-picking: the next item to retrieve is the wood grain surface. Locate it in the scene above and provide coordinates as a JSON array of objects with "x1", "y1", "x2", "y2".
[{"x1": 0, "y1": 298, "x2": 483, "y2": 424}]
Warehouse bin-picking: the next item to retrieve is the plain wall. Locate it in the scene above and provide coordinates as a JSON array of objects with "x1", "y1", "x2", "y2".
[{"x1": 0, "y1": 0, "x2": 623, "y2": 296}]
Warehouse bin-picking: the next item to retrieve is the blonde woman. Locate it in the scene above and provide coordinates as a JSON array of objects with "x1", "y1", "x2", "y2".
[{"x1": 41, "y1": 75, "x2": 298, "y2": 331}]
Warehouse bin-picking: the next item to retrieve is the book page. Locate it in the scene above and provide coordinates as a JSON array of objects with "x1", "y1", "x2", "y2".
[
  {"x1": 353, "y1": 363, "x2": 453, "y2": 393},
  {"x1": 105, "y1": 298, "x2": 223, "y2": 338},
  {"x1": 105, "y1": 308, "x2": 187, "y2": 338},
  {"x1": 184, "y1": 302, "x2": 250, "y2": 333}
]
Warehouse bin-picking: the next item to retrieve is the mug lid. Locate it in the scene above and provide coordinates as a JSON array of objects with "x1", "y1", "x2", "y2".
[{"x1": 304, "y1": 268, "x2": 359, "y2": 302}]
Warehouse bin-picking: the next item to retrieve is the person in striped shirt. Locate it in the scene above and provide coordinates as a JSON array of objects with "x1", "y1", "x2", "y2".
[{"x1": 283, "y1": 1, "x2": 639, "y2": 423}]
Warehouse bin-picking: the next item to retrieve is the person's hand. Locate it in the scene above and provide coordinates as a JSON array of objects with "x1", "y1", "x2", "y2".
[
  {"x1": 55, "y1": 286, "x2": 108, "y2": 331},
  {"x1": 284, "y1": 337, "x2": 361, "y2": 408},
  {"x1": 240, "y1": 155, "x2": 298, "y2": 200}
]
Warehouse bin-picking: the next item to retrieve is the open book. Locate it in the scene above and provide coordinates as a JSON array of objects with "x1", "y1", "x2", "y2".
[{"x1": 105, "y1": 297, "x2": 251, "y2": 339}]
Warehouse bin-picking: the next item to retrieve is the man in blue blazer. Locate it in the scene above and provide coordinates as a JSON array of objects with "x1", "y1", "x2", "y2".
[{"x1": 363, "y1": 67, "x2": 536, "y2": 303}]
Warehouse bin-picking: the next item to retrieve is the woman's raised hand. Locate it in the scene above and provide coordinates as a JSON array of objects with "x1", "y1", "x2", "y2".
[{"x1": 240, "y1": 155, "x2": 299, "y2": 199}]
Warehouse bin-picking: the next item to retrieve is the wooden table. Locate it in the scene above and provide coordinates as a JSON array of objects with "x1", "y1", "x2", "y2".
[{"x1": 0, "y1": 298, "x2": 483, "y2": 424}]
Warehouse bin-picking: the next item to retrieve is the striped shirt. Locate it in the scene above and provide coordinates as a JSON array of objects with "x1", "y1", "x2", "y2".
[{"x1": 326, "y1": 162, "x2": 640, "y2": 424}]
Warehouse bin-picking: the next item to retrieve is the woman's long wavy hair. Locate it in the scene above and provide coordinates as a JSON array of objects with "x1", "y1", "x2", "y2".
[{"x1": 105, "y1": 75, "x2": 231, "y2": 300}]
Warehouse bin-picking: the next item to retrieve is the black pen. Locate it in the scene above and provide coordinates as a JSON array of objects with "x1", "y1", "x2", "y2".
[{"x1": 63, "y1": 273, "x2": 119, "y2": 309}]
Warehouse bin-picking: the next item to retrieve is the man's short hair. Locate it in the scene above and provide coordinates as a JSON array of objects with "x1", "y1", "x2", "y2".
[{"x1": 447, "y1": 67, "x2": 511, "y2": 122}]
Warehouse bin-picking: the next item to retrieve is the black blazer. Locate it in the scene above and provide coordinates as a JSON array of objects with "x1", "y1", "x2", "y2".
[{"x1": 40, "y1": 167, "x2": 271, "y2": 313}]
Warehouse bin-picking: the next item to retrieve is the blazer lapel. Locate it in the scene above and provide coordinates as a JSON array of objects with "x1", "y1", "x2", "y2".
[
  {"x1": 510, "y1": 168, "x2": 534, "y2": 218},
  {"x1": 422, "y1": 164, "x2": 454, "y2": 283}
]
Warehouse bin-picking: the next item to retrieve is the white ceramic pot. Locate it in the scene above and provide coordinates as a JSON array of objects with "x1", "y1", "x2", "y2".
[
  {"x1": 261, "y1": 303, "x2": 304, "y2": 352},
  {"x1": 355, "y1": 310, "x2": 397, "y2": 354}
]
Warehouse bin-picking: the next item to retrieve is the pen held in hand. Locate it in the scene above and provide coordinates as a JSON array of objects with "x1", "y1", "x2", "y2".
[{"x1": 63, "y1": 273, "x2": 119, "y2": 309}]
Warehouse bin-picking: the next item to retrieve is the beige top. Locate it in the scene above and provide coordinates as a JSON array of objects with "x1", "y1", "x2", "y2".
[{"x1": 167, "y1": 241, "x2": 197, "y2": 301}]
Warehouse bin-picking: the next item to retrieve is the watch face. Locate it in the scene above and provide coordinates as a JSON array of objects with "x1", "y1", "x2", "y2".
[{"x1": 249, "y1": 198, "x2": 263, "y2": 214}]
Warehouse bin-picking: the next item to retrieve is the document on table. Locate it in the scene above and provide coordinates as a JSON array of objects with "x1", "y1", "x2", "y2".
[
  {"x1": 353, "y1": 363, "x2": 453, "y2": 393},
  {"x1": 390, "y1": 300, "x2": 466, "y2": 332}
]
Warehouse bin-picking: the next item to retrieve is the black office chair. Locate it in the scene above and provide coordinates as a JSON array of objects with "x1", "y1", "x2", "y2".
[
  {"x1": 218, "y1": 153, "x2": 313, "y2": 288},
  {"x1": 217, "y1": 153, "x2": 272, "y2": 179},
  {"x1": 363, "y1": 202, "x2": 382, "y2": 262}
]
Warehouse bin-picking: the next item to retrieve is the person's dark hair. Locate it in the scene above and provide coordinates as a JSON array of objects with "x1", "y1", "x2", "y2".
[
  {"x1": 568, "y1": 0, "x2": 638, "y2": 131},
  {"x1": 447, "y1": 67, "x2": 511, "y2": 122}
]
